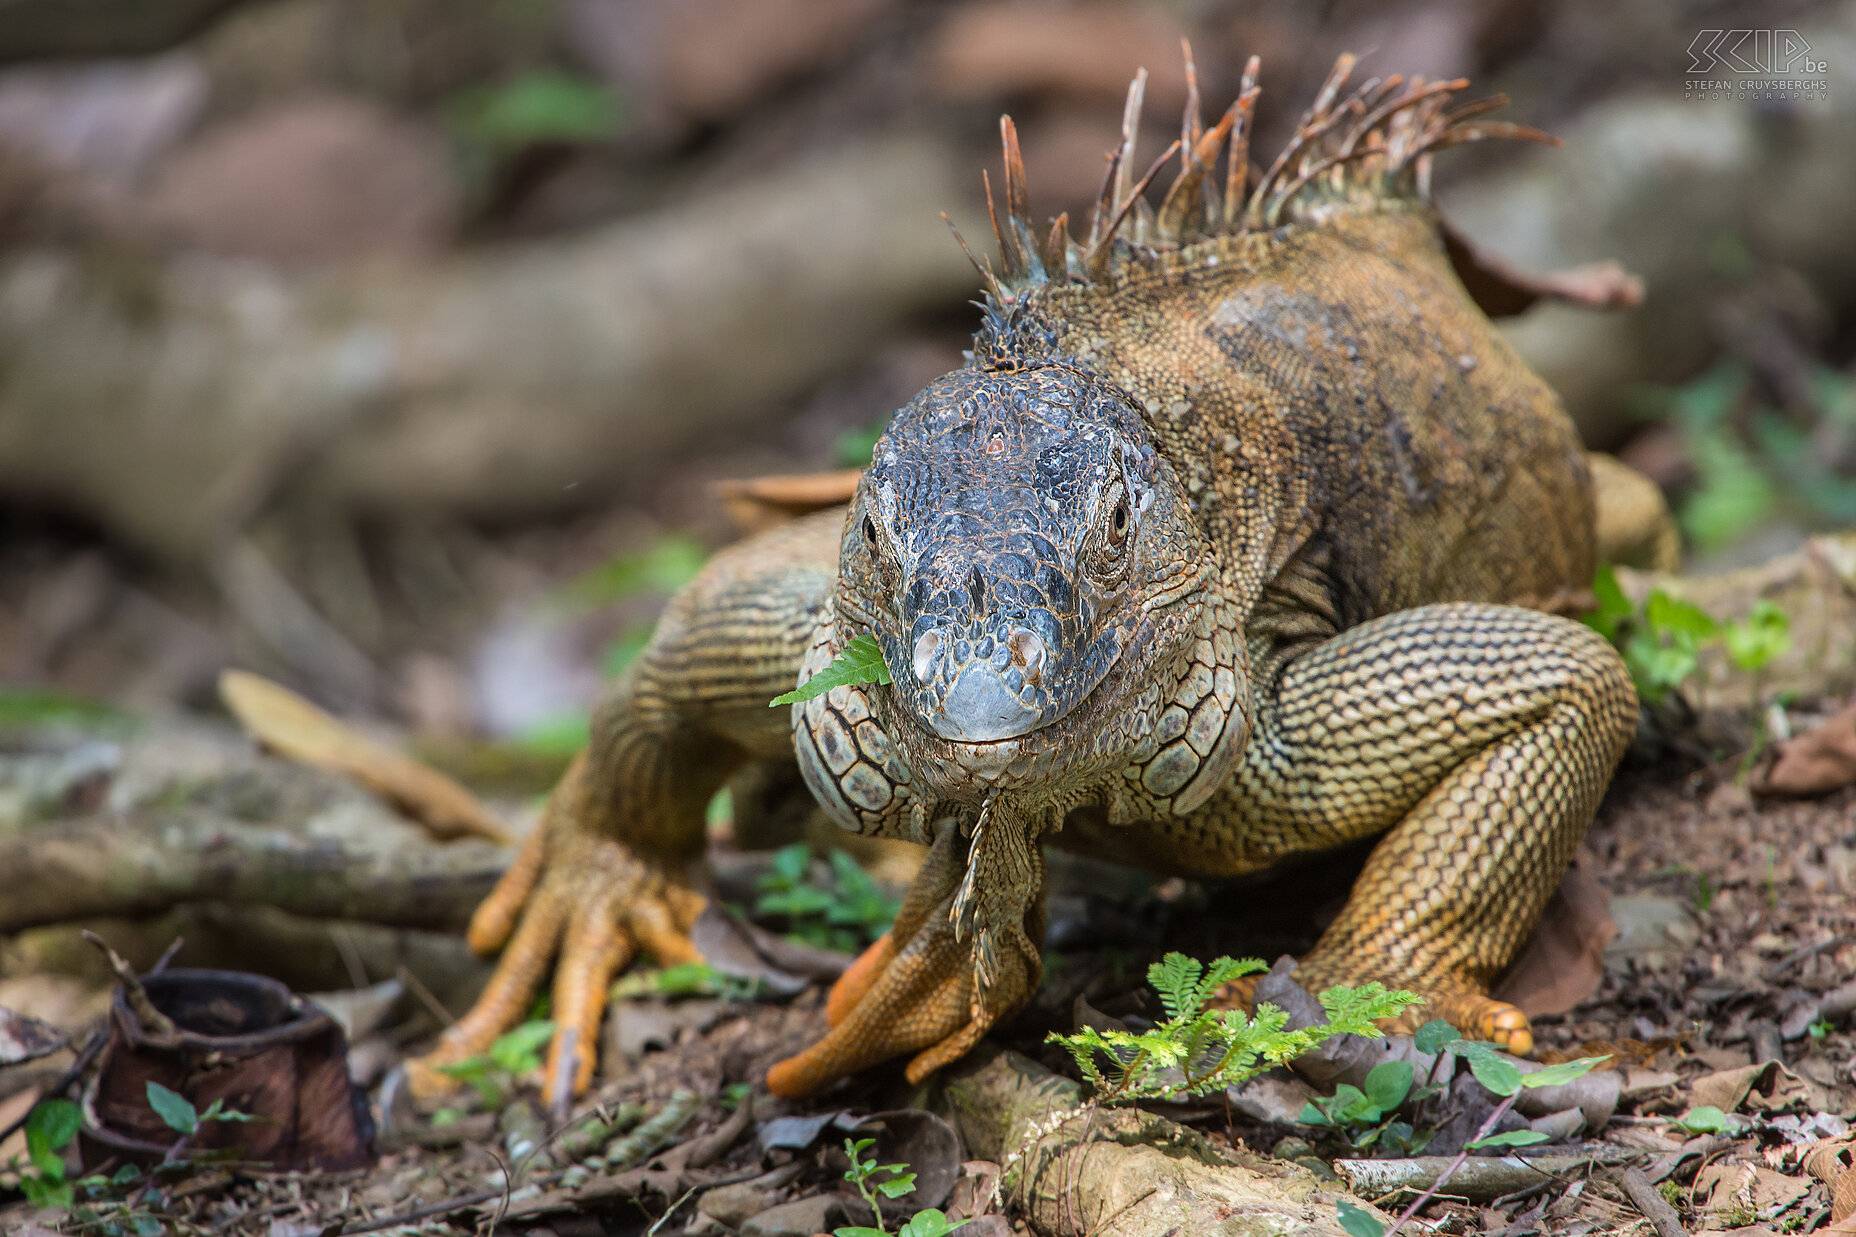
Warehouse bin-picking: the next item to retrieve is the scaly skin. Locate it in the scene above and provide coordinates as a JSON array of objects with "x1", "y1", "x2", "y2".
[{"x1": 410, "y1": 57, "x2": 1656, "y2": 1102}]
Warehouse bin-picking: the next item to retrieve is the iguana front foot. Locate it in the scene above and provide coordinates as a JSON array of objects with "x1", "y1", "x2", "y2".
[
  {"x1": 767, "y1": 819, "x2": 1043, "y2": 1098},
  {"x1": 407, "y1": 753, "x2": 705, "y2": 1100}
]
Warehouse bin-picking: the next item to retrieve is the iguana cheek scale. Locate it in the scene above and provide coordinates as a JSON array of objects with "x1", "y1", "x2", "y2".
[{"x1": 408, "y1": 52, "x2": 1664, "y2": 1103}]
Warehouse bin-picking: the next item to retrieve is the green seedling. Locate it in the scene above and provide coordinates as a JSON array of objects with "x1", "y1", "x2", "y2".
[
  {"x1": 13, "y1": 1097, "x2": 82, "y2": 1210},
  {"x1": 610, "y1": 961, "x2": 759, "y2": 1002},
  {"x1": 433, "y1": 1019, "x2": 555, "y2": 1109},
  {"x1": 1670, "y1": 1105, "x2": 1741, "y2": 1135},
  {"x1": 833, "y1": 1138, "x2": 968, "y2": 1237},
  {"x1": 145, "y1": 1082, "x2": 259, "y2": 1137},
  {"x1": 1330, "y1": 1039, "x2": 1609, "y2": 1235},
  {"x1": 752, "y1": 843, "x2": 899, "y2": 953},
  {"x1": 1584, "y1": 566, "x2": 1794, "y2": 720},
  {"x1": 1298, "y1": 1059, "x2": 1439, "y2": 1155},
  {"x1": 1048, "y1": 953, "x2": 1419, "y2": 1104}
]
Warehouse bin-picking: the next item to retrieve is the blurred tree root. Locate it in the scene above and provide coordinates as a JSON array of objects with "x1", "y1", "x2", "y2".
[
  {"x1": 0, "y1": 138, "x2": 976, "y2": 564},
  {"x1": 0, "y1": 722, "x2": 509, "y2": 937}
]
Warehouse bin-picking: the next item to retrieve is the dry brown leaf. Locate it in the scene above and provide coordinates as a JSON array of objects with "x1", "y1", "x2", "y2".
[
  {"x1": 1694, "y1": 1162, "x2": 1810, "y2": 1218},
  {"x1": 1809, "y1": 1138, "x2": 1856, "y2": 1223},
  {"x1": 1691, "y1": 1060, "x2": 1813, "y2": 1115},
  {"x1": 1754, "y1": 697, "x2": 1856, "y2": 796},
  {"x1": 1537, "y1": 1035, "x2": 1688, "y2": 1069},
  {"x1": 1494, "y1": 855, "x2": 1615, "y2": 1018},
  {"x1": 219, "y1": 669, "x2": 510, "y2": 845},
  {"x1": 715, "y1": 468, "x2": 861, "y2": 534}
]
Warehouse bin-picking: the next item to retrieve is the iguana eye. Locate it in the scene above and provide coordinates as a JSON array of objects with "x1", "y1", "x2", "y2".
[
  {"x1": 863, "y1": 516, "x2": 880, "y2": 552},
  {"x1": 1107, "y1": 496, "x2": 1130, "y2": 548}
]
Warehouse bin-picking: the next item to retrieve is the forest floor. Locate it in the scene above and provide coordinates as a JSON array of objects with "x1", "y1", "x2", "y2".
[{"x1": 3, "y1": 727, "x2": 1853, "y2": 1237}]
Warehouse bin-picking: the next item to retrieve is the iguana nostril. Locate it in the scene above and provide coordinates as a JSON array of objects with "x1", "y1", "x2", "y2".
[
  {"x1": 913, "y1": 629, "x2": 942, "y2": 683},
  {"x1": 1008, "y1": 627, "x2": 1046, "y2": 683}
]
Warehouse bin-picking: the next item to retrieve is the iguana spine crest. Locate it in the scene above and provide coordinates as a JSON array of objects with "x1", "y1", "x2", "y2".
[{"x1": 963, "y1": 47, "x2": 1558, "y2": 299}]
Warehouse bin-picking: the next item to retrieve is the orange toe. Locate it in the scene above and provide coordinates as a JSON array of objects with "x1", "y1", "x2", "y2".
[{"x1": 826, "y1": 934, "x2": 895, "y2": 1027}]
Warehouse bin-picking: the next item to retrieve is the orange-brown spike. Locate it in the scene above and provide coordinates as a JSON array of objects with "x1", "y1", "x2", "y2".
[
  {"x1": 1156, "y1": 105, "x2": 1236, "y2": 241},
  {"x1": 1180, "y1": 39, "x2": 1204, "y2": 160},
  {"x1": 981, "y1": 167, "x2": 1017, "y2": 279},
  {"x1": 1087, "y1": 147, "x2": 1120, "y2": 251},
  {"x1": 1086, "y1": 137, "x2": 1179, "y2": 277},
  {"x1": 942, "y1": 211, "x2": 998, "y2": 296},
  {"x1": 999, "y1": 115, "x2": 1044, "y2": 280},
  {"x1": 1044, "y1": 212, "x2": 1071, "y2": 282},
  {"x1": 1223, "y1": 56, "x2": 1261, "y2": 226},
  {"x1": 1112, "y1": 68, "x2": 1147, "y2": 225}
]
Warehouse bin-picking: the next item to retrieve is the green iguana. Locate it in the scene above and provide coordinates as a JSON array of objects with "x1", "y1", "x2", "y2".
[{"x1": 409, "y1": 54, "x2": 1677, "y2": 1101}]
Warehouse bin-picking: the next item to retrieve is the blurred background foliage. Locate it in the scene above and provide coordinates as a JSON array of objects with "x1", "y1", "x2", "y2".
[{"x1": 0, "y1": 0, "x2": 1851, "y2": 768}]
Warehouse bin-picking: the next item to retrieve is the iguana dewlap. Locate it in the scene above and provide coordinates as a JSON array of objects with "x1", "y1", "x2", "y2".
[{"x1": 410, "y1": 55, "x2": 1667, "y2": 1101}]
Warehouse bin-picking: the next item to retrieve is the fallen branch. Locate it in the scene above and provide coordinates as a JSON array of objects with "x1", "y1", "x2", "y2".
[
  {"x1": 0, "y1": 139, "x2": 976, "y2": 564},
  {"x1": 1620, "y1": 1166, "x2": 1688, "y2": 1237},
  {"x1": 1334, "y1": 1148, "x2": 1640, "y2": 1205},
  {"x1": 939, "y1": 1045, "x2": 1380, "y2": 1237},
  {"x1": 0, "y1": 725, "x2": 510, "y2": 935}
]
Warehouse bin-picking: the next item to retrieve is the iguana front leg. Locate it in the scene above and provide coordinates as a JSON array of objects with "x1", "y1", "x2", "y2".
[
  {"x1": 407, "y1": 512, "x2": 843, "y2": 1098},
  {"x1": 765, "y1": 799, "x2": 1046, "y2": 1098},
  {"x1": 1220, "y1": 603, "x2": 1637, "y2": 1049}
]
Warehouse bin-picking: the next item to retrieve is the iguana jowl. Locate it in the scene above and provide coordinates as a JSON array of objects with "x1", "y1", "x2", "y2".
[{"x1": 410, "y1": 55, "x2": 1666, "y2": 1100}]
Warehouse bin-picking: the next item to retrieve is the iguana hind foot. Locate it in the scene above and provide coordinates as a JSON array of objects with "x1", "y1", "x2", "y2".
[
  {"x1": 1213, "y1": 973, "x2": 1535, "y2": 1056},
  {"x1": 407, "y1": 751, "x2": 705, "y2": 1098}
]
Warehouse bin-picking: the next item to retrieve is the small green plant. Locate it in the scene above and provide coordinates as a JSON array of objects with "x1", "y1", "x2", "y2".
[
  {"x1": 5, "y1": 1096, "x2": 168, "y2": 1231},
  {"x1": 770, "y1": 634, "x2": 893, "y2": 706},
  {"x1": 610, "y1": 960, "x2": 759, "y2": 1001},
  {"x1": 1808, "y1": 1017, "x2": 1833, "y2": 1041},
  {"x1": 1048, "y1": 954, "x2": 1420, "y2": 1104},
  {"x1": 15, "y1": 1097, "x2": 82, "y2": 1209},
  {"x1": 1636, "y1": 359, "x2": 1856, "y2": 554},
  {"x1": 833, "y1": 1139, "x2": 964, "y2": 1237},
  {"x1": 1331, "y1": 1027, "x2": 1610, "y2": 1236},
  {"x1": 146, "y1": 1081, "x2": 259, "y2": 1138},
  {"x1": 1298, "y1": 1059, "x2": 1437, "y2": 1155},
  {"x1": 1659, "y1": 1178, "x2": 1686, "y2": 1208},
  {"x1": 1670, "y1": 1104, "x2": 1741, "y2": 1135},
  {"x1": 1584, "y1": 566, "x2": 1792, "y2": 717},
  {"x1": 433, "y1": 1019, "x2": 556, "y2": 1108},
  {"x1": 752, "y1": 844, "x2": 899, "y2": 953}
]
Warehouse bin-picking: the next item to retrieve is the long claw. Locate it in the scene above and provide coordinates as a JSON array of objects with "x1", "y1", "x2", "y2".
[
  {"x1": 768, "y1": 822, "x2": 1042, "y2": 1098},
  {"x1": 408, "y1": 893, "x2": 565, "y2": 1097},
  {"x1": 548, "y1": 897, "x2": 633, "y2": 1098},
  {"x1": 767, "y1": 914, "x2": 973, "y2": 1099}
]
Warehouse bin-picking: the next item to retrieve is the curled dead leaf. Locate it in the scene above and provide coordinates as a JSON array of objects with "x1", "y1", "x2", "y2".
[
  {"x1": 1494, "y1": 855, "x2": 1615, "y2": 1018},
  {"x1": 715, "y1": 468, "x2": 861, "y2": 534},
  {"x1": 218, "y1": 669, "x2": 510, "y2": 845},
  {"x1": 1803, "y1": 1136, "x2": 1856, "y2": 1222},
  {"x1": 1754, "y1": 696, "x2": 1856, "y2": 796}
]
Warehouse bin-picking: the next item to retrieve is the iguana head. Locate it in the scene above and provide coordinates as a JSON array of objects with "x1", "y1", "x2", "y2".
[{"x1": 836, "y1": 361, "x2": 1212, "y2": 757}]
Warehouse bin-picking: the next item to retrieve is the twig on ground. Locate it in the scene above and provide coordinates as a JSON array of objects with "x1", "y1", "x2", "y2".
[
  {"x1": 1620, "y1": 1166, "x2": 1687, "y2": 1237},
  {"x1": 1382, "y1": 1092, "x2": 1520, "y2": 1237},
  {"x1": 83, "y1": 930, "x2": 176, "y2": 1037}
]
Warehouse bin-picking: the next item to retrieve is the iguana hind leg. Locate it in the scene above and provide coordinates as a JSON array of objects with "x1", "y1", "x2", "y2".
[
  {"x1": 407, "y1": 511, "x2": 843, "y2": 1098},
  {"x1": 1227, "y1": 603, "x2": 1637, "y2": 1051}
]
